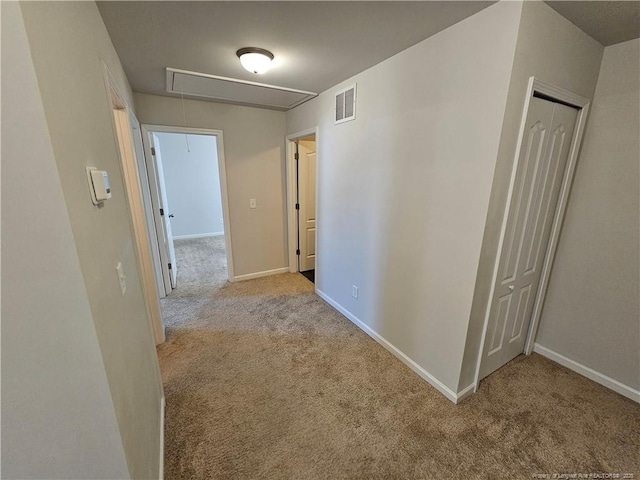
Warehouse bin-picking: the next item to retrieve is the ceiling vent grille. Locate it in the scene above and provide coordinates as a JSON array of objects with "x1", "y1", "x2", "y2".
[{"x1": 335, "y1": 84, "x2": 356, "y2": 124}]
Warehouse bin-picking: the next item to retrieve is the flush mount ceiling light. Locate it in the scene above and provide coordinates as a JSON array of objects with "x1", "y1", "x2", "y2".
[{"x1": 236, "y1": 47, "x2": 274, "y2": 74}]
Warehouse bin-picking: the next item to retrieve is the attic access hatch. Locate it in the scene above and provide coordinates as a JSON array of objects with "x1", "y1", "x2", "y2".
[{"x1": 166, "y1": 68, "x2": 317, "y2": 111}]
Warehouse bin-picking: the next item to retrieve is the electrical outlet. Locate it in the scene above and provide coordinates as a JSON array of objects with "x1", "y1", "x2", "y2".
[
  {"x1": 219, "y1": 217, "x2": 223, "y2": 224},
  {"x1": 352, "y1": 285, "x2": 359, "y2": 299},
  {"x1": 249, "y1": 198, "x2": 257, "y2": 209},
  {"x1": 116, "y1": 262, "x2": 126, "y2": 296}
]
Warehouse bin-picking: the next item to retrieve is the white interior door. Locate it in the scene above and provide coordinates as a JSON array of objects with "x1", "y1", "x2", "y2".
[
  {"x1": 298, "y1": 143, "x2": 316, "y2": 272},
  {"x1": 141, "y1": 132, "x2": 172, "y2": 295},
  {"x1": 130, "y1": 119, "x2": 166, "y2": 299},
  {"x1": 479, "y1": 96, "x2": 578, "y2": 379},
  {"x1": 151, "y1": 134, "x2": 178, "y2": 289}
]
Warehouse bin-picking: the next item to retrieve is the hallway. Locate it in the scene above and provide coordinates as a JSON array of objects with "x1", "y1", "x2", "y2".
[{"x1": 156, "y1": 240, "x2": 638, "y2": 479}]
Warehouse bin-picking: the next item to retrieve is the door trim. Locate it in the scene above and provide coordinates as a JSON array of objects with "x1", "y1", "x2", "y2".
[
  {"x1": 140, "y1": 124, "x2": 235, "y2": 283},
  {"x1": 473, "y1": 77, "x2": 590, "y2": 392},
  {"x1": 285, "y1": 128, "x2": 320, "y2": 288},
  {"x1": 102, "y1": 64, "x2": 166, "y2": 346}
]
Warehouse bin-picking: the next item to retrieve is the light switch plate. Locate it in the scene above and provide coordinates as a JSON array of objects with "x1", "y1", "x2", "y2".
[{"x1": 249, "y1": 198, "x2": 257, "y2": 209}]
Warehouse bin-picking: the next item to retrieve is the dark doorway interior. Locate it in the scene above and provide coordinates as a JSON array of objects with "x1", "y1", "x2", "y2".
[{"x1": 301, "y1": 270, "x2": 315, "y2": 284}]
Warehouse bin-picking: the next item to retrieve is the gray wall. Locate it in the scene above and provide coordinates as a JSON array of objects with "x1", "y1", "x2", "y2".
[
  {"x1": 154, "y1": 133, "x2": 225, "y2": 238},
  {"x1": 286, "y1": 1, "x2": 523, "y2": 394},
  {"x1": 459, "y1": 0, "x2": 604, "y2": 391},
  {"x1": 536, "y1": 39, "x2": 640, "y2": 390},
  {"x1": 18, "y1": 1, "x2": 164, "y2": 477},
  {"x1": 134, "y1": 93, "x2": 288, "y2": 278},
  {"x1": 1, "y1": 3, "x2": 129, "y2": 477}
]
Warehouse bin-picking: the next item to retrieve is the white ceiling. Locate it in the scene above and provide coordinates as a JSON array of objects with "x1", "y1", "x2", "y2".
[
  {"x1": 97, "y1": 1, "x2": 493, "y2": 100},
  {"x1": 545, "y1": 1, "x2": 640, "y2": 47},
  {"x1": 98, "y1": 1, "x2": 640, "y2": 107}
]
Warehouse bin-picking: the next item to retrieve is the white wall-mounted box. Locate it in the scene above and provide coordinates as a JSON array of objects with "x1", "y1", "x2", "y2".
[{"x1": 86, "y1": 167, "x2": 111, "y2": 205}]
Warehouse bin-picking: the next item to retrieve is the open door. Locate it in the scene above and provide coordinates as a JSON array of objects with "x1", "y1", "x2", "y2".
[
  {"x1": 143, "y1": 131, "x2": 178, "y2": 293},
  {"x1": 297, "y1": 141, "x2": 316, "y2": 272},
  {"x1": 286, "y1": 129, "x2": 319, "y2": 281},
  {"x1": 130, "y1": 118, "x2": 166, "y2": 299},
  {"x1": 151, "y1": 134, "x2": 178, "y2": 289}
]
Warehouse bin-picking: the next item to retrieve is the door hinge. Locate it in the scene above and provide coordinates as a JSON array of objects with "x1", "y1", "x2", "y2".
[
  {"x1": 151, "y1": 146, "x2": 156, "y2": 156},
  {"x1": 168, "y1": 263, "x2": 172, "y2": 270},
  {"x1": 294, "y1": 152, "x2": 299, "y2": 160},
  {"x1": 296, "y1": 249, "x2": 300, "y2": 256},
  {"x1": 295, "y1": 203, "x2": 300, "y2": 210},
  {"x1": 159, "y1": 208, "x2": 164, "y2": 216}
]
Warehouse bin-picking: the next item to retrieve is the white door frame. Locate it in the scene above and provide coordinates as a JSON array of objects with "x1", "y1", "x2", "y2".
[
  {"x1": 140, "y1": 124, "x2": 235, "y2": 283},
  {"x1": 473, "y1": 77, "x2": 590, "y2": 392},
  {"x1": 286, "y1": 127, "x2": 320, "y2": 285},
  {"x1": 102, "y1": 64, "x2": 166, "y2": 345}
]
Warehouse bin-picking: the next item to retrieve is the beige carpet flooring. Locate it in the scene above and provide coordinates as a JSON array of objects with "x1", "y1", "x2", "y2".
[{"x1": 158, "y1": 236, "x2": 639, "y2": 479}]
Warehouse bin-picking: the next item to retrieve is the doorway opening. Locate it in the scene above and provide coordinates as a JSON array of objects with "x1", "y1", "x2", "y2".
[
  {"x1": 104, "y1": 67, "x2": 165, "y2": 345},
  {"x1": 474, "y1": 77, "x2": 591, "y2": 390},
  {"x1": 286, "y1": 129, "x2": 319, "y2": 285},
  {"x1": 140, "y1": 125, "x2": 234, "y2": 300}
]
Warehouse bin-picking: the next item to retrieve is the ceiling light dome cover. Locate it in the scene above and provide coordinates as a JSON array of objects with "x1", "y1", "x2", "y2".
[{"x1": 237, "y1": 47, "x2": 274, "y2": 74}]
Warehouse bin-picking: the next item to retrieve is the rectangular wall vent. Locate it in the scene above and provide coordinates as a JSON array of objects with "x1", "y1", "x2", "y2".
[
  {"x1": 335, "y1": 84, "x2": 356, "y2": 124},
  {"x1": 166, "y1": 68, "x2": 317, "y2": 111}
]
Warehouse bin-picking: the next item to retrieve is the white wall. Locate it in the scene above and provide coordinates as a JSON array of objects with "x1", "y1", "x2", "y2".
[
  {"x1": 134, "y1": 93, "x2": 288, "y2": 277},
  {"x1": 1, "y1": 3, "x2": 129, "y2": 477},
  {"x1": 535, "y1": 39, "x2": 640, "y2": 391},
  {"x1": 286, "y1": 1, "x2": 523, "y2": 394},
  {"x1": 459, "y1": 0, "x2": 604, "y2": 391},
  {"x1": 18, "y1": 2, "x2": 164, "y2": 477},
  {"x1": 154, "y1": 133, "x2": 225, "y2": 239}
]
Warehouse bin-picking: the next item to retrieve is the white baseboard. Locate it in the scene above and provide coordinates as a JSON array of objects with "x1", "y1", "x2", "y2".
[
  {"x1": 534, "y1": 343, "x2": 640, "y2": 403},
  {"x1": 158, "y1": 396, "x2": 165, "y2": 480},
  {"x1": 232, "y1": 267, "x2": 288, "y2": 282},
  {"x1": 456, "y1": 383, "x2": 475, "y2": 403},
  {"x1": 316, "y1": 289, "x2": 462, "y2": 404},
  {"x1": 173, "y1": 232, "x2": 224, "y2": 240}
]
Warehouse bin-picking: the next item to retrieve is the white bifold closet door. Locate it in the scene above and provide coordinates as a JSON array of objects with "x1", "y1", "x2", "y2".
[{"x1": 480, "y1": 96, "x2": 578, "y2": 379}]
